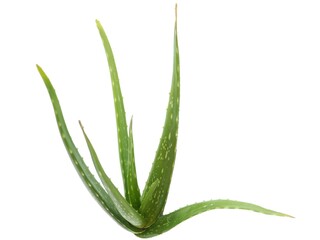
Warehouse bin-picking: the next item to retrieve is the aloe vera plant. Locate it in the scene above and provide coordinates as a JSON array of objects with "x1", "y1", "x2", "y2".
[{"x1": 37, "y1": 6, "x2": 292, "y2": 238}]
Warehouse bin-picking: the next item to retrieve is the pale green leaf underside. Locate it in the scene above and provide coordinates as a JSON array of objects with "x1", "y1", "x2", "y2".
[
  {"x1": 36, "y1": 65, "x2": 141, "y2": 233},
  {"x1": 136, "y1": 199, "x2": 293, "y2": 238},
  {"x1": 96, "y1": 19, "x2": 141, "y2": 209},
  {"x1": 79, "y1": 121, "x2": 146, "y2": 228}
]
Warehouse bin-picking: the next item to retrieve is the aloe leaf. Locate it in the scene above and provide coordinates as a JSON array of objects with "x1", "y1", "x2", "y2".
[
  {"x1": 140, "y1": 6, "x2": 180, "y2": 226},
  {"x1": 96, "y1": 19, "x2": 141, "y2": 207},
  {"x1": 139, "y1": 179, "x2": 160, "y2": 215},
  {"x1": 127, "y1": 117, "x2": 141, "y2": 209},
  {"x1": 79, "y1": 121, "x2": 146, "y2": 228},
  {"x1": 36, "y1": 65, "x2": 142, "y2": 233},
  {"x1": 136, "y1": 199, "x2": 293, "y2": 238}
]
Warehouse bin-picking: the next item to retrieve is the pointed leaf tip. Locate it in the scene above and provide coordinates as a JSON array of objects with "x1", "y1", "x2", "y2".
[
  {"x1": 175, "y1": 4, "x2": 177, "y2": 21},
  {"x1": 36, "y1": 64, "x2": 43, "y2": 75}
]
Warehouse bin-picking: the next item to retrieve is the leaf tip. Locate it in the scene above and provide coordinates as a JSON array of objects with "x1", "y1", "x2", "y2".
[
  {"x1": 36, "y1": 64, "x2": 42, "y2": 73},
  {"x1": 283, "y1": 213, "x2": 295, "y2": 218},
  {"x1": 175, "y1": 4, "x2": 178, "y2": 24},
  {"x1": 78, "y1": 120, "x2": 84, "y2": 130},
  {"x1": 96, "y1": 19, "x2": 102, "y2": 29}
]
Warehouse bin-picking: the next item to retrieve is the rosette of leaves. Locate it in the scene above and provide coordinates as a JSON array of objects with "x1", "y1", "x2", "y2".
[{"x1": 37, "y1": 5, "x2": 292, "y2": 238}]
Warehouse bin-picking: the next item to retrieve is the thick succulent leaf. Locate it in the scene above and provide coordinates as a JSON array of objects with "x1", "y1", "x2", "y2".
[
  {"x1": 139, "y1": 179, "x2": 160, "y2": 215},
  {"x1": 96, "y1": 19, "x2": 141, "y2": 207},
  {"x1": 127, "y1": 118, "x2": 141, "y2": 209},
  {"x1": 37, "y1": 65, "x2": 142, "y2": 233},
  {"x1": 140, "y1": 6, "x2": 180, "y2": 226},
  {"x1": 136, "y1": 199, "x2": 293, "y2": 238},
  {"x1": 79, "y1": 121, "x2": 146, "y2": 228}
]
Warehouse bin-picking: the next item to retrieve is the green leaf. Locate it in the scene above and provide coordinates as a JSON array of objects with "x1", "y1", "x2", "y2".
[
  {"x1": 36, "y1": 65, "x2": 142, "y2": 233},
  {"x1": 96, "y1": 19, "x2": 141, "y2": 208},
  {"x1": 136, "y1": 199, "x2": 293, "y2": 238},
  {"x1": 38, "y1": 5, "x2": 292, "y2": 238},
  {"x1": 139, "y1": 179, "x2": 160, "y2": 215},
  {"x1": 79, "y1": 121, "x2": 146, "y2": 228},
  {"x1": 127, "y1": 117, "x2": 141, "y2": 209},
  {"x1": 140, "y1": 6, "x2": 180, "y2": 226}
]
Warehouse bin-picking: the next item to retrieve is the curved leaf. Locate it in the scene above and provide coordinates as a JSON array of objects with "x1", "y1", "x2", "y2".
[
  {"x1": 96, "y1": 19, "x2": 141, "y2": 208},
  {"x1": 79, "y1": 121, "x2": 146, "y2": 228},
  {"x1": 37, "y1": 65, "x2": 142, "y2": 233},
  {"x1": 137, "y1": 199, "x2": 293, "y2": 238}
]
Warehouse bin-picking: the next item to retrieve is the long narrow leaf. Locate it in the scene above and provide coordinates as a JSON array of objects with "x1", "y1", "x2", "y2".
[
  {"x1": 37, "y1": 65, "x2": 142, "y2": 233},
  {"x1": 96, "y1": 19, "x2": 141, "y2": 207},
  {"x1": 127, "y1": 118, "x2": 141, "y2": 209},
  {"x1": 137, "y1": 199, "x2": 293, "y2": 238},
  {"x1": 140, "y1": 6, "x2": 180, "y2": 226},
  {"x1": 79, "y1": 121, "x2": 146, "y2": 228}
]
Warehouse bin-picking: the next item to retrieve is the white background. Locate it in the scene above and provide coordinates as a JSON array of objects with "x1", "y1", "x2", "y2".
[{"x1": 1, "y1": 0, "x2": 319, "y2": 239}]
